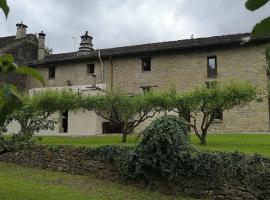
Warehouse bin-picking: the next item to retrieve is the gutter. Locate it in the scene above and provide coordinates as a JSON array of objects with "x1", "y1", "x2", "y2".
[{"x1": 98, "y1": 50, "x2": 104, "y2": 83}]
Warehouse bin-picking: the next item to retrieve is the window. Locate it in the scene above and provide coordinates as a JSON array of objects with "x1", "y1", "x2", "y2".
[
  {"x1": 87, "y1": 64, "x2": 95, "y2": 74},
  {"x1": 141, "y1": 57, "x2": 151, "y2": 71},
  {"x1": 48, "y1": 66, "x2": 55, "y2": 79},
  {"x1": 207, "y1": 56, "x2": 217, "y2": 78},
  {"x1": 213, "y1": 109, "x2": 223, "y2": 121}
]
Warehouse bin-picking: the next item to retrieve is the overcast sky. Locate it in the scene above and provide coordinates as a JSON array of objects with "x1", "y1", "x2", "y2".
[{"x1": 0, "y1": 0, "x2": 269, "y2": 53}]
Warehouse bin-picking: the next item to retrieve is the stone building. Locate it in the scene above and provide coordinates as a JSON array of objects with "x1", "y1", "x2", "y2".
[
  {"x1": 0, "y1": 22, "x2": 38, "y2": 90},
  {"x1": 2, "y1": 23, "x2": 270, "y2": 135}
]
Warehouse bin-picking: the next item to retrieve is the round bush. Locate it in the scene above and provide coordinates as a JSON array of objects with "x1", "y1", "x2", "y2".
[{"x1": 126, "y1": 115, "x2": 192, "y2": 181}]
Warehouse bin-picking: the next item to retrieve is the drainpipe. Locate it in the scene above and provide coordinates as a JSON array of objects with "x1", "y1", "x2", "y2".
[{"x1": 98, "y1": 50, "x2": 104, "y2": 83}]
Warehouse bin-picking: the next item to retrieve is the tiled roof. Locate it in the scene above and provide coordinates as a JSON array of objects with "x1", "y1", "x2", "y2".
[{"x1": 29, "y1": 32, "x2": 270, "y2": 66}]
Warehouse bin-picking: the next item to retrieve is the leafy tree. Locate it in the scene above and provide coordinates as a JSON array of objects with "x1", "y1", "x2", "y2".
[
  {"x1": 0, "y1": 55, "x2": 45, "y2": 153},
  {"x1": 245, "y1": 0, "x2": 270, "y2": 37},
  {"x1": 81, "y1": 91, "x2": 159, "y2": 143},
  {"x1": 0, "y1": 55, "x2": 45, "y2": 128},
  {"x1": 31, "y1": 90, "x2": 82, "y2": 113},
  {"x1": 160, "y1": 81, "x2": 258, "y2": 145},
  {"x1": 0, "y1": 2, "x2": 45, "y2": 131},
  {"x1": 1, "y1": 2, "x2": 46, "y2": 153},
  {"x1": 6, "y1": 96, "x2": 57, "y2": 138}
]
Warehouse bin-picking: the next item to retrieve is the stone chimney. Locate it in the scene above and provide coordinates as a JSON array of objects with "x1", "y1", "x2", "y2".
[
  {"x1": 38, "y1": 31, "x2": 46, "y2": 60},
  {"x1": 78, "y1": 31, "x2": 93, "y2": 55},
  {"x1": 15, "y1": 22, "x2": 27, "y2": 39}
]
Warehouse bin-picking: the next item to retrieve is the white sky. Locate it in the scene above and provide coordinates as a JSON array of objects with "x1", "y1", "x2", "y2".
[{"x1": 0, "y1": 0, "x2": 269, "y2": 53}]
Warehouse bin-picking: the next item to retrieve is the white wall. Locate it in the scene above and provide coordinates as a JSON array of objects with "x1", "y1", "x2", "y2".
[{"x1": 5, "y1": 84, "x2": 108, "y2": 136}]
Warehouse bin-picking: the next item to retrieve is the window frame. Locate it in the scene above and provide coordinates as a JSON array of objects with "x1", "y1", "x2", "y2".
[
  {"x1": 141, "y1": 57, "x2": 151, "y2": 72},
  {"x1": 87, "y1": 63, "x2": 95, "y2": 74},
  {"x1": 213, "y1": 109, "x2": 223, "y2": 121},
  {"x1": 207, "y1": 55, "x2": 217, "y2": 78},
  {"x1": 48, "y1": 66, "x2": 55, "y2": 79}
]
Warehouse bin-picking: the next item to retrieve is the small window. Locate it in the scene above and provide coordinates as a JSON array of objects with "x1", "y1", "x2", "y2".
[
  {"x1": 87, "y1": 64, "x2": 95, "y2": 74},
  {"x1": 213, "y1": 109, "x2": 223, "y2": 121},
  {"x1": 48, "y1": 66, "x2": 55, "y2": 79},
  {"x1": 141, "y1": 57, "x2": 151, "y2": 72},
  {"x1": 207, "y1": 56, "x2": 217, "y2": 78}
]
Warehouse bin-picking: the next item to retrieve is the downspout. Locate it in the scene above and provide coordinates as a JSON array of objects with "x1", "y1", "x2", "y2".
[
  {"x1": 109, "y1": 56, "x2": 114, "y2": 91},
  {"x1": 98, "y1": 50, "x2": 104, "y2": 83}
]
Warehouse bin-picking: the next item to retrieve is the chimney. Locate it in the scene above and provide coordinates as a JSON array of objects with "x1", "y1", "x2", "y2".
[
  {"x1": 16, "y1": 22, "x2": 27, "y2": 39},
  {"x1": 38, "y1": 31, "x2": 46, "y2": 60},
  {"x1": 78, "y1": 31, "x2": 93, "y2": 55}
]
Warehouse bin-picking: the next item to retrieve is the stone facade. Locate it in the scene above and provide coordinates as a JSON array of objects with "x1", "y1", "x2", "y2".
[{"x1": 31, "y1": 41, "x2": 270, "y2": 133}]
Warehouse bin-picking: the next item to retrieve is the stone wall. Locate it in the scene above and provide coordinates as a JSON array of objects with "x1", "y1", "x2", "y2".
[
  {"x1": 0, "y1": 145, "x2": 268, "y2": 200},
  {"x1": 1, "y1": 35, "x2": 38, "y2": 91},
  {"x1": 0, "y1": 145, "x2": 119, "y2": 181}
]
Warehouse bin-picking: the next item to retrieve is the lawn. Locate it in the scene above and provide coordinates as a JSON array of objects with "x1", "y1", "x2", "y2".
[
  {"x1": 0, "y1": 162, "x2": 192, "y2": 200},
  {"x1": 37, "y1": 133, "x2": 270, "y2": 156}
]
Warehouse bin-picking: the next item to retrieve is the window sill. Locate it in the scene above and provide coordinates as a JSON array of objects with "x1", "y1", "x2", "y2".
[
  {"x1": 212, "y1": 119, "x2": 223, "y2": 123},
  {"x1": 141, "y1": 71, "x2": 151, "y2": 73},
  {"x1": 207, "y1": 76, "x2": 217, "y2": 79}
]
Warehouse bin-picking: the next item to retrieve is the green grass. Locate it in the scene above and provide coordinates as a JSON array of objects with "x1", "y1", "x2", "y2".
[
  {"x1": 0, "y1": 162, "x2": 191, "y2": 200},
  {"x1": 192, "y1": 134, "x2": 270, "y2": 156},
  {"x1": 36, "y1": 133, "x2": 270, "y2": 156}
]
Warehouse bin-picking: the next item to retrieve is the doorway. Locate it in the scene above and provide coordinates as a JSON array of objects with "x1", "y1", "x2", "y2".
[{"x1": 61, "y1": 109, "x2": 68, "y2": 133}]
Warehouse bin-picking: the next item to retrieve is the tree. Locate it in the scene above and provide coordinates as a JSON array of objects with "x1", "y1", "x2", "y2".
[
  {"x1": 161, "y1": 81, "x2": 258, "y2": 145},
  {"x1": 0, "y1": 2, "x2": 45, "y2": 130},
  {"x1": 6, "y1": 96, "x2": 57, "y2": 139},
  {"x1": 31, "y1": 89, "x2": 81, "y2": 112},
  {"x1": 245, "y1": 0, "x2": 270, "y2": 38},
  {"x1": 81, "y1": 91, "x2": 159, "y2": 143},
  {"x1": 0, "y1": 55, "x2": 45, "y2": 131}
]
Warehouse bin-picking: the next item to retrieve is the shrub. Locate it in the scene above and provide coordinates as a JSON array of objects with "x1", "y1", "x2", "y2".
[
  {"x1": 126, "y1": 115, "x2": 192, "y2": 182},
  {"x1": 121, "y1": 115, "x2": 270, "y2": 198}
]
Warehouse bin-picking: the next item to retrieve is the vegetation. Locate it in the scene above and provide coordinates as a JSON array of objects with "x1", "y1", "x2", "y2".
[
  {"x1": 158, "y1": 81, "x2": 258, "y2": 145},
  {"x1": 5, "y1": 96, "x2": 57, "y2": 139},
  {"x1": 98, "y1": 116, "x2": 270, "y2": 199},
  {"x1": 0, "y1": 0, "x2": 45, "y2": 154},
  {"x1": 0, "y1": 0, "x2": 9, "y2": 18},
  {"x1": 81, "y1": 91, "x2": 159, "y2": 143},
  {"x1": 0, "y1": 162, "x2": 191, "y2": 200},
  {"x1": 126, "y1": 115, "x2": 191, "y2": 182},
  {"x1": 245, "y1": 0, "x2": 270, "y2": 37},
  {"x1": 0, "y1": 55, "x2": 45, "y2": 154},
  {"x1": 32, "y1": 81, "x2": 258, "y2": 145}
]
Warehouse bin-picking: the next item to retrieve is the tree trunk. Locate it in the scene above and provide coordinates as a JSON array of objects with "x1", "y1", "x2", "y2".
[
  {"x1": 200, "y1": 129, "x2": 207, "y2": 146},
  {"x1": 122, "y1": 130, "x2": 127, "y2": 143}
]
